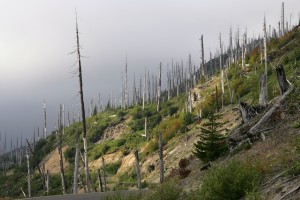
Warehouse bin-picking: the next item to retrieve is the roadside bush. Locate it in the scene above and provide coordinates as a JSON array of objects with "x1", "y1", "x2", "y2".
[{"x1": 197, "y1": 160, "x2": 262, "y2": 199}]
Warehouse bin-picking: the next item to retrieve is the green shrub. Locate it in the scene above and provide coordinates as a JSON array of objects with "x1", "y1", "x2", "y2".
[
  {"x1": 197, "y1": 160, "x2": 262, "y2": 199},
  {"x1": 106, "y1": 161, "x2": 122, "y2": 175},
  {"x1": 145, "y1": 180, "x2": 183, "y2": 200},
  {"x1": 64, "y1": 146, "x2": 76, "y2": 164}
]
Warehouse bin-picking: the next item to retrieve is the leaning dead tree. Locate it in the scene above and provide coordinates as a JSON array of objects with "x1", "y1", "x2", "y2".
[{"x1": 75, "y1": 13, "x2": 90, "y2": 192}]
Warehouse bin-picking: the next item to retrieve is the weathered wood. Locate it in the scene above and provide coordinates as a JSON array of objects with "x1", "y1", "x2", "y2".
[
  {"x1": 249, "y1": 81, "x2": 293, "y2": 134},
  {"x1": 276, "y1": 65, "x2": 289, "y2": 95},
  {"x1": 21, "y1": 187, "x2": 26, "y2": 198},
  {"x1": 239, "y1": 102, "x2": 264, "y2": 124},
  {"x1": 73, "y1": 129, "x2": 80, "y2": 194},
  {"x1": 158, "y1": 130, "x2": 164, "y2": 184},
  {"x1": 58, "y1": 105, "x2": 66, "y2": 195},
  {"x1": 157, "y1": 63, "x2": 162, "y2": 112},
  {"x1": 46, "y1": 170, "x2": 49, "y2": 195},
  {"x1": 26, "y1": 153, "x2": 31, "y2": 198},
  {"x1": 97, "y1": 169, "x2": 103, "y2": 192},
  {"x1": 134, "y1": 149, "x2": 142, "y2": 190},
  {"x1": 259, "y1": 73, "x2": 268, "y2": 107},
  {"x1": 215, "y1": 85, "x2": 219, "y2": 112},
  {"x1": 280, "y1": 185, "x2": 300, "y2": 200},
  {"x1": 102, "y1": 157, "x2": 107, "y2": 192}
]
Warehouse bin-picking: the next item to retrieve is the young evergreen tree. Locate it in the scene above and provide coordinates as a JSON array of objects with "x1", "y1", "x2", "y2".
[{"x1": 193, "y1": 111, "x2": 228, "y2": 163}]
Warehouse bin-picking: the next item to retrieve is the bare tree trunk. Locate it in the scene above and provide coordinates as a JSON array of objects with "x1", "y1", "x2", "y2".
[
  {"x1": 200, "y1": 34, "x2": 205, "y2": 78},
  {"x1": 26, "y1": 151, "x2": 31, "y2": 197},
  {"x1": 276, "y1": 65, "x2": 289, "y2": 95},
  {"x1": 102, "y1": 157, "x2": 107, "y2": 192},
  {"x1": 44, "y1": 100, "x2": 47, "y2": 138},
  {"x1": 124, "y1": 55, "x2": 128, "y2": 109},
  {"x1": 73, "y1": 129, "x2": 80, "y2": 194},
  {"x1": 157, "y1": 63, "x2": 162, "y2": 112},
  {"x1": 216, "y1": 85, "x2": 219, "y2": 112},
  {"x1": 143, "y1": 67, "x2": 146, "y2": 110},
  {"x1": 75, "y1": 13, "x2": 90, "y2": 193},
  {"x1": 46, "y1": 170, "x2": 49, "y2": 195},
  {"x1": 97, "y1": 169, "x2": 103, "y2": 192},
  {"x1": 58, "y1": 105, "x2": 66, "y2": 194},
  {"x1": 259, "y1": 73, "x2": 268, "y2": 107},
  {"x1": 158, "y1": 130, "x2": 164, "y2": 184},
  {"x1": 134, "y1": 149, "x2": 142, "y2": 190},
  {"x1": 221, "y1": 69, "x2": 224, "y2": 109}
]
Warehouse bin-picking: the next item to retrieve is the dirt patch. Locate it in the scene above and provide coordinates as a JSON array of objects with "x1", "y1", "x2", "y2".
[
  {"x1": 89, "y1": 151, "x2": 123, "y2": 170},
  {"x1": 98, "y1": 124, "x2": 129, "y2": 143},
  {"x1": 43, "y1": 146, "x2": 69, "y2": 174}
]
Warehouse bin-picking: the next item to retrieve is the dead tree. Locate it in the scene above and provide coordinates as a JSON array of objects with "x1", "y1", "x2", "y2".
[
  {"x1": 134, "y1": 149, "x2": 142, "y2": 190},
  {"x1": 158, "y1": 130, "x2": 164, "y2": 184},
  {"x1": 143, "y1": 67, "x2": 147, "y2": 110},
  {"x1": 26, "y1": 149, "x2": 31, "y2": 198},
  {"x1": 276, "y1": 65, "x2": 289, "y2": 95},
  {"x1": 200, "y1": 34, "x2": 205, "y2": 78},
  {"x1": 46, "y1": 170, "x2": 49, "y2": 195},
  {"x1": 124, "y1": 55, "x2": 128, "y2": 109},
  {"x1": 97, "y1": 169, "x2": 103, "y2": 192},
  {"x1": 75, "y1": 13, "x2": 90, "y2": 192},
  {"x1": 102, "y1": 157, "x2": 107, "y2": 192},
  {"x1": 281, "y1": 2, "x2": 285, "y2": 35},
  {"x1": 157, "y1": 63, "x2": 162, "y2": 112},
  {"x1": 57, "y1": 105, "x2": 66, "y2": 194},
  {"x1": 259, "y1": 16, "x2": 268, "y2": 107},
  {"x1": 73, "y1": 129, "x2": 80, "y2": 194},
  {"x1": 44, "y1": 100, "x2": 47, "y2": 138}
]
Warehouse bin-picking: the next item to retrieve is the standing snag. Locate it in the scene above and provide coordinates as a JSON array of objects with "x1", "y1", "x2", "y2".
[{"x1": 75, "y1": 13, "x2": 90, "y2": 192}]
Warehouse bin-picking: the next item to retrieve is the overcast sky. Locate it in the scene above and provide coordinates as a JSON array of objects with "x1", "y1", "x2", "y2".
[{"x1": 0, "y1": 0, "x2": 299, "y2": 150}]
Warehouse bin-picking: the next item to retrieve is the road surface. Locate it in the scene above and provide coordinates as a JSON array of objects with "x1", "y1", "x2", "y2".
[{"x1": 20, "y1": 190, "x2": 144, "y2": 200}]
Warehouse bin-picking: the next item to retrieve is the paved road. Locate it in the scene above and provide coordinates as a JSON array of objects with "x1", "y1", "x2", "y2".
[{"x1": 21, "y1": 190, "x2": 144, "y2": 200}]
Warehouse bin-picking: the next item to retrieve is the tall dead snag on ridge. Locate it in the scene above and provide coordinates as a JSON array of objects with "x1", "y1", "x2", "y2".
[
  {"x1": 260, "y1": 16, "x2": 268, "y2": 107},
  {"x1": 57, "y1": 105, "x2": 66, "y2": 194},
  {"x1": 200, "y1": 34, "x2": 205, "y2": 78},
  {"x1": 281, "y1": 2, "x2": 285, "y2": 35},
  {"x1": 75, "y1": 13, "x2": 90, "y2": 192},
  {"x1": 157, "y1": 63, "x2": 162, "y2": 112},
  {"x1": 124, "y1": 55, "x2": 128, "y2": 109},
  {"x1": 44, "y1": 99, "x2": 47, "y2": 138}
]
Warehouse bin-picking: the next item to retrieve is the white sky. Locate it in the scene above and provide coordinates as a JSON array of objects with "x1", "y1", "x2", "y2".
[{"x1": 0, "y1": 0, "x2": 299, "y2": 149}]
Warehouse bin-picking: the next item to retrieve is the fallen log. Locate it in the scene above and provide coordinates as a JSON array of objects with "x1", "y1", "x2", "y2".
[
  {"x1": 248, "y1": 80, "x2": 293, "y2": 134},
  {"x1": 280, "y1": 185, "x2": 300, "y2": 200}
]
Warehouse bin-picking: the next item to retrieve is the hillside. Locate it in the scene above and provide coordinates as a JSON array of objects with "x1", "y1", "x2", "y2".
[{"x1": 1, "y1": 24, "x2": 300, "y2": 200}]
